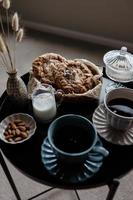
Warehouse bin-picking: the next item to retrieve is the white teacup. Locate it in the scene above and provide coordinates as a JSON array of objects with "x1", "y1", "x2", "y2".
[{"x1": 104, "y1": 88, "x2": 133, "y2": 131}]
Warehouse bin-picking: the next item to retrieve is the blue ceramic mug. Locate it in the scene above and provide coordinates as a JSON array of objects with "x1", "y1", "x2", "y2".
[{"x1": 48, "y1": 114, "x2": 108, "y2": 165}]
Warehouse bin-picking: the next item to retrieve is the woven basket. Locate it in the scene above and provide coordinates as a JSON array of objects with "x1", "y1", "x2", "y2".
[{"x1": 27, "y1": 56, "x2": 103, "y2": 101}]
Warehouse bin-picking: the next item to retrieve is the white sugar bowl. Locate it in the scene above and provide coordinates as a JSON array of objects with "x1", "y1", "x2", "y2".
[{"x1": 103, "y1": 46, "x2": 133, "y2": 83}]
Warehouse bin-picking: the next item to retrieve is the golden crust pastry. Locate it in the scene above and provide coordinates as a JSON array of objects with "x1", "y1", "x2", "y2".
[
  {"x1": 32, "y1": 53, "x2": 66, "y2": 85},
  {"x1": 53, "y1": 60, "x2": 94, "y2": 93},
  {"x1": 32, "y1": 53, "x2": 102, "y2": 95}
]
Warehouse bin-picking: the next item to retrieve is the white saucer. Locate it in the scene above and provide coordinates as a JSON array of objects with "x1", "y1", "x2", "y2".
[{"x1": 92, "y1": 104, "x2": 133, "y2": 145}]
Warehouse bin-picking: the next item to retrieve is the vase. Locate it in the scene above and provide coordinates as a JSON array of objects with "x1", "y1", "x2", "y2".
[{"x1": 6, "y1": 71, "x2": 28, "y2": 104}]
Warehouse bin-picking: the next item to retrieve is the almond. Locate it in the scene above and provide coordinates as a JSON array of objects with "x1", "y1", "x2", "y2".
[
  {"x1": 11, "y1": 122, "x2": 17, "y2": 130},
  {"x1": 15, "y1": 128, "x2": 20, "y2": 136},
  {"x1": 20, "y1": 132, "x2": 28, "y2": 138},
  {"x1": 14, "y1": 119, "x2": 23, "y2": 124},
  {"x1": 14, "y1": 137, "x2": 22, "y2": 142},
  {"x1": 18, "y1": 126, "x2": 26, "y2": 131}
]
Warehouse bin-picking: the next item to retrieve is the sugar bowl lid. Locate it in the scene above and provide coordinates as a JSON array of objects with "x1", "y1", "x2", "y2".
[{"x1": 103, "y1": 46, "x2": 133, "y2": 82}]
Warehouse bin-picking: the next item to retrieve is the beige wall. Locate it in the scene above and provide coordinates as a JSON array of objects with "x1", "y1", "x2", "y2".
[{"x1": 12, "y1": 0, "x2": 133, "y2": 44}]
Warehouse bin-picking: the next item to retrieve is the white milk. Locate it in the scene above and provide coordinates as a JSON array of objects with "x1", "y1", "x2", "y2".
[{"x1": 32, "y1": 93, "x2": 57, "y2": 123}]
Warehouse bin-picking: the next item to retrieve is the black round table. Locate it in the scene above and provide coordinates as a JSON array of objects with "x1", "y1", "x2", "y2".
[{"x1": 0, "y1": 72, "x2": 133, "y2": 200}]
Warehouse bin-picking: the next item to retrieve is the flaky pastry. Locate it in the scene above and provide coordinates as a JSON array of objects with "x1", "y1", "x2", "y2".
[
  {"x1": 30, "y1": 53, "x2": 102, "y2": 99},
  {"x1": 32, "y1": 53, "x2": 66, "y2": 85}
]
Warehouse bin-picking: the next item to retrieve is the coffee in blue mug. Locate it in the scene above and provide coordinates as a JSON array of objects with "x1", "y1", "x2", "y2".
[{"x1": 48, "y1": 114, "x2": 108, "y2": 165}]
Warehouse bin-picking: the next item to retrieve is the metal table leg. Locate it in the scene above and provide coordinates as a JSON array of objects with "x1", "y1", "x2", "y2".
[
  {"x1": 0, "y1": 150, "x2": 22, "y2": 200},
  {"x1": 106, "y1": 179, "x2": 120, "y2": 200},
  {"x1": 74, "y1": 190, "x2": 81, "y2": 200},
  {"x1": 27, "y1": 187, "x2": 55, "y2": 200},
  {"x1": 0, "y1": 149, "x2": 120, "y2": 200},
  {"x1": 28, "y1": 188, "x2": 80, "y2": 200}
]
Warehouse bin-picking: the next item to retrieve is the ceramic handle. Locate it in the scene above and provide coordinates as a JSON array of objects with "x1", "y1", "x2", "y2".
[
  {"x1": 92, "y1": 146, "x2": 109, "y2": 157},
  {"x1": 55, "y1": 90, "x2": 64, "y2": 108}
]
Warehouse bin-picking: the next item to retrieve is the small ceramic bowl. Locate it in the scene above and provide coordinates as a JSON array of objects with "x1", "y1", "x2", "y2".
[{"x1": 0, "y1": 113, "x2": 36, "y2": 144}]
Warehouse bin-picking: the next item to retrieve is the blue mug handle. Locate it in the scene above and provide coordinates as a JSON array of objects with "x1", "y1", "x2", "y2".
[{"x1": 92, "y1": 146, "x2": 109, "y2": 157}]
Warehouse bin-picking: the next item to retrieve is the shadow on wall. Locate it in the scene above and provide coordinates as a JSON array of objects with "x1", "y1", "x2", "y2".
[{"x1": 12, "y1": 0, "x2": 133, "y2": 51}]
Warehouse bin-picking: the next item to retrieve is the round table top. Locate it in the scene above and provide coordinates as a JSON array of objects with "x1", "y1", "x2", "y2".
[{"x1": 0, "y1": 72, "x2": 133, "y2": 189}]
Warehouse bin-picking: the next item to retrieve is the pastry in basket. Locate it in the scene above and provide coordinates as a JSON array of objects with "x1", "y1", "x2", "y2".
[
  {"x1": 53, "y1": 60, "x2": 101, "y2": 94},
  {"x1": 32, "y1": 53, "x2": 66, "y2": 85},
  {"x1": 28, "y1": 53, "x2": 103, "y2": 100}
]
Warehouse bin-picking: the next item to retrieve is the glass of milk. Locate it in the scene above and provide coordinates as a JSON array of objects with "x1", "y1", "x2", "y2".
[{"x1": 31, "y1": 84, "x2": 57, "y2": 123}]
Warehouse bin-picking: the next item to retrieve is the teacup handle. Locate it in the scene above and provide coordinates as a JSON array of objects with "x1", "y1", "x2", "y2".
[
  {"x1": 92, "y1": 146, "x2": 109, "y2": 157},
  {"x1": 55, "y1": 90, "x2": 64, "y2": 108}
]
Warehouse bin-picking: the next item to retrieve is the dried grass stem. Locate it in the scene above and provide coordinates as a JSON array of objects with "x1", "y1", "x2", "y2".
[
  {"x1": 16, "y1": 28, "x2": 24, "y2": 42},
  {"x1": 0, "y1": 1, "x2": 24, "y2": 73},
  {"x1": 12, "y1": 12, "x2": 19, "y2": 32},
  {"x1": 2, "y1": 0, "x2": 10, "y2": 10}
]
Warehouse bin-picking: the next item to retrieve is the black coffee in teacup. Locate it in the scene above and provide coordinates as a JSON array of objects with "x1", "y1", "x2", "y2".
[
  {"x1": 53, "y1": 125, "x2": 91, "y2": 153},
  {"x1": 107, "y1": 98, "x2": 133, "y2": 117}
]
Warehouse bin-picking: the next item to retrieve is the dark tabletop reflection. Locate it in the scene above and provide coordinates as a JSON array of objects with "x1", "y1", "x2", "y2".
[{"x1": 0, "y1": 73, "x2": 133, "y2": 189}]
